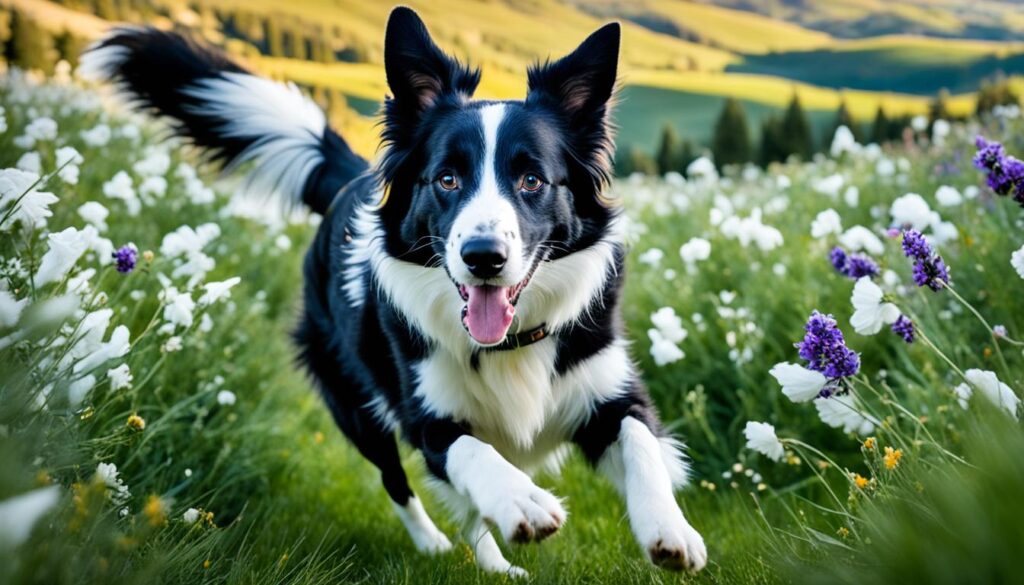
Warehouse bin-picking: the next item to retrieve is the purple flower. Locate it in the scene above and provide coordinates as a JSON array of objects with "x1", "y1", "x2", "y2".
[
  {"x1": 845, "y1": 255, "x2": 880, "y2": 279},
  {"x1": 892, "y1": 315, "x2": 915, "y2": 344},
  {"x1": 901, "y1": 230, "x2": 950, "y2": 291},
  {"x1": 994, "y1": 325, "x2": 1007, "y2": 338},
  {"x1": 829, "y1": 247, "x2": 848, "y2": 273},
  {"x1": 829, "y1": 246, "x2": 880, "y2": 280},
  {"x1": 973, "y1": 136, "x2": 1024, "y2": 205},
  {"x1": 113, "y1": 245, "x2": 137, "y2": 274},
  {"x1": 796, "y1": 311, "x2": 860, "y2": 380}
]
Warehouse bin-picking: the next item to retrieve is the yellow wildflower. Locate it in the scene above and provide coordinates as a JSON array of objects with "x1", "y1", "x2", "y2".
[
  {"x1": 837, "y1": 527, "x2": 850, "y2": 539},
  {"x1": 203, "y1": 560, "x2": 211, "y2": 570},
  {"x1": 314, "y1": 431, "x2": 325, "y2": 445},
  {"x1": 883, "y1": 446, "x2": 903, "y2": 470},
  {"x1": 863, "y1": 437, "x2": 876, "y2": 450},
  {"x1": 126, "y1": 414, "x2": 146, "y2": 431},
  {"x1": 143, "y1": 495, "x2": 167, "y2": 526},
  {"x1": 143, "y1": 250, "x2": 154, "y2": 262},
  {"x1": 853, "y1": 474, "x2": 870, "y2": 489}
]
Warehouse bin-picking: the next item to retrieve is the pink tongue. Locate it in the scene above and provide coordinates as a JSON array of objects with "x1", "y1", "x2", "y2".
[{"x1": 464, "y1": 285, "x2": 514, "y2": 344}]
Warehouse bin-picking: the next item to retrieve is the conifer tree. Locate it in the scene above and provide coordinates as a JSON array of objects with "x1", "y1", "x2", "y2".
[{"x1": 711, "y1": 98, "x2": 751, "y2": 168}]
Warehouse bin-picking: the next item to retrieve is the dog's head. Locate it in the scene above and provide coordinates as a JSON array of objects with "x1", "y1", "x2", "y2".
[{"x1": 376, "y1": 7, "x2": 619, "y2": 346}]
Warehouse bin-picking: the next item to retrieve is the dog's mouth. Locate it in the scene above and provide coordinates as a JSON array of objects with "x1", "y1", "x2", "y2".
[{"x1": 456, "y1": 261, "x2": 540, "y2": 346}]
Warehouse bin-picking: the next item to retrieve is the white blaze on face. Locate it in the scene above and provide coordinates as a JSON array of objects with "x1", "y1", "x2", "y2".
[{"x1": 447, "y1": 103, "x2": 528, "y2": 345}]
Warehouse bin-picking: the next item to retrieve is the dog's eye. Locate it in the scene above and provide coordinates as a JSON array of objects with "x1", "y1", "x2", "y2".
[
  {"x1": 520, "y1": 173, "x2": 544, "y2": 192},
  {"x1": 437, "y1": 173, "x2": 459, "y2": 191}
]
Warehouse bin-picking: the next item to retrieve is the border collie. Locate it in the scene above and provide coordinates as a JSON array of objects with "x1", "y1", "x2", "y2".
[{"x1": 81, "y1": 7, "x2": 707, "y2": 575}]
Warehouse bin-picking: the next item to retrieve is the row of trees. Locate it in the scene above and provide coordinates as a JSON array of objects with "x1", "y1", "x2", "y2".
[
  {"x1": 617, "y1": 81, "x2": 1019, "y2": 176},
  {"x1": 1, "y1": 10, "x2": 89, "y2": 74}
]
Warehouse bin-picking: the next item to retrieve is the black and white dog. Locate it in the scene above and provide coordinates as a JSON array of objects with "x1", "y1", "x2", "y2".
[{"x1": 82, "y1": 7, "x2": 706, "y2": 575}]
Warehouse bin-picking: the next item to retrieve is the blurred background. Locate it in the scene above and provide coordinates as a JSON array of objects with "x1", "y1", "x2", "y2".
[{"x1": 3, "y1": 0, "x2": 1023, "y2": 172}]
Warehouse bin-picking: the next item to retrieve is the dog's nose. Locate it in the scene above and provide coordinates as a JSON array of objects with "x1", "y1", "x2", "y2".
[{"x1": 461, "y1": 237, "x2": 508, "y2": 279}]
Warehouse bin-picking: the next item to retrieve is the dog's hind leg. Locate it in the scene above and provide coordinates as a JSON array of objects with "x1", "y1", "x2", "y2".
[{"x1": 296, "y1": 320, "x2": 452, "y2": 554}]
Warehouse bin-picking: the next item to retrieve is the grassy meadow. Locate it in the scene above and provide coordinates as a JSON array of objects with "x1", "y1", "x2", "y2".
[{"x1": 3, "y1": 48, "x2": 1024, "y2": 585}]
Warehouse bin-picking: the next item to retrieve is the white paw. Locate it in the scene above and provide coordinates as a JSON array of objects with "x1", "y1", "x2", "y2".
[
  {"x1": 410, "y1": 525, "x2": 453, "y2": 554},
  {"x1": 477, "y1": 479, "x2": 566, "y2": 544},
  {"x1": 506, "y1": 565, "x2": 530, "y2": 579},
  {"x1": 644, "y1": 519, "x2": 707, "y2": 572}
]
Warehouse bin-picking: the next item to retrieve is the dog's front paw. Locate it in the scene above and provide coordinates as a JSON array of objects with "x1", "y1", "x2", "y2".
[
  {"x1": 646, "y1": 521, "x2": 707, "y2": 572},
  {"x1": 478, "y1": 479, "x2": 566, "y2": 544}
]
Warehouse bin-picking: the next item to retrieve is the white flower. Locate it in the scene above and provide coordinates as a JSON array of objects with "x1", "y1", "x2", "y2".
[
  {"x1": 81, "y1": 124, "x2": 111, "y2": 147},
  {"x1": 890, "y1": 193, "x2": 938, "y2": 232},
  {"x1": 743, "y1": 421, "x2": 784, "y2": 462},
  {"x1": 199, "y1": 312, "x2": 214, "y2": 333},
  {"x1": 770, "y1": 362, "x2": 827, "y2": 403},
  {"x1": 638, "y1": 248, "x2": 664, "y2": 267},
  {"x1": 78, "y1": 201, "x2": 110, "y2": 231},
  {"x1": 930, "y1": 220, "x2": 958, "y2": 246},
  {"x1": 160, "y1": 223, "x2": 221, "y2": 285},
  {"x1": 679, "y1": 237, "x2": 711, "y2": 265},
  {"x1": 1011, "y1": 245, "x2": 1024, "y2": 280},
  {"x1": 183, "y1": 508, "x2": 201, "y2": 524},
  {"x1": 103, "y1": 171, "x2": 140, "y2": 215},
  {"x1": 162, "y1": 336, "x2": 183, "y2": 353},
  {"x1": 876, "y1": 157, "x2": 896, "y2": 177},
  {"x1": 73, "y1": 325, "x2": 130, "y2": 375},
  {"x1": 164, "y1": 291, "x2": 196, "y2": 328},
  {"x1": 843, "y1": 186, "x2": 860, "y2": 208},
  {"x1": 139, "y1": 176, "x2": 167, "y2": 198},
  {"x1": 0, "y1": 290, "x2": 28, "y2": 328},
  {"x1": 830, "y1": 126, "x2": 860, "y2": 158},
  {"x1": 935, "y1": 185, "x2": 962, "y2": 207},
  {"x1": 814, "y1": 394, "x2": 878, "y2": 435},
  {"x1": 772, "y1": 263, "x2": 786, "y2": 276},
  {"x1": 0, "y1": 106, "x2": 6, "y2": 134},
  {"x1": 107, "y1": 364, "x2": 133, "y2": 390},
  {"x1": 964, "y1": 369, "x2": 1020, "y2": 420},
  {"x1": 648, "y1": 328, "x2": 684, "y2": 366},
  {"x1": 932, "y1": 119, "x2": 950, "y2": 144},
  {"x1": 81, "y1": 225, "x2": 114, "y2": 267},
  {"x1": 274, "y1": 234, "x2": 292, "y2": 251},
  {"x1": 650, "y1": 307, "x2": 687, "y2": 343},
  {"x1": 21, "y1": 117, "x2": 58, "y2": 147},
  {"x1": 810, "y1": 209, "x2": 842, "y2": 239},
  {"x1": 132, "y1": 150, "x2": 171, "y2": 177},
  {"x1": 838, "y1": 225, "x2": 884, "y2": 255},
  {"x1": 0, "y1": 485, "x2": 60, "y2": 550},
  {"x1": 198, "y1": 277, "x2": 241, "y2": 307},
  {"x1": 686, "y1": 156, "x2": 718, "y2": 183},
  {"x1": 68, "y1": 374, "x2": 96, "y2": 407},
  {"x1": 56, "y1": 146, "x2": 83, "y2": 185},
  {"x1": 719, "y1": 210, "x2": 783, "y2": 251},
  {"x1": 16, "y1": 151, "x2": 41, "y2": 174},
  {"x1": 850, "y1": 277, "x2": 900, "y2": 335},
  {"x1": 34, "y1": 227, "x2": 89, "y2": 287},
  {"x1": 911, "y1": 115, "x2": 928, "y2": 132},
  {"x1": 217, "y1": 390, "x2": 237, "y2": 406},
  {"x1": 954, "y1": 383, "x2": 972, "y2": 410},
  {"x1": 812, "y1": 174, "x2": 844, "y2": 198},
  {"x1": 0, "y1": 168, "x2": 58, "y2": 231},
  {"x1": 95, "y1": 462, "x2": 131, "y2": 505}
]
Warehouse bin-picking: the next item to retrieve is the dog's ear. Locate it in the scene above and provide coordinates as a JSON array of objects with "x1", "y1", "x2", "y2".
[
  {"x1": 384, "y1": 7, "x2": 479, "y2": 112},
  {"x1": 526, "y1": 23, "x2": 620, "y2": 120}
]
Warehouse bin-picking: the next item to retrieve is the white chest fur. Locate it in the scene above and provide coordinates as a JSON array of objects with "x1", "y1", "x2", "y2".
[
  {"x1": 414, "y1": 339, "x2": 632, "y2": 471},
  {"x1": 350, "y1": 204, "x2": 629, "y2": 469}
]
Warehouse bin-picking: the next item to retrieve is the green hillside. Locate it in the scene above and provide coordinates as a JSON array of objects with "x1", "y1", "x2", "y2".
[{"x1": 709, "y1": 0, "x2": 1024, "y2": 41}]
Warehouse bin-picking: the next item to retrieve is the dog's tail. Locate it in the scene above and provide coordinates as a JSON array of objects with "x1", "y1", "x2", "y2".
[{"x1": 79, "y1": 27, "x2": 368, "y2": 215}]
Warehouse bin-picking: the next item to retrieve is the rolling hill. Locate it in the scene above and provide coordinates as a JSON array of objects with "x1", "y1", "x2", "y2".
[{"x1": 2, "y1": 0, "x2": 1015, "y2": 158}]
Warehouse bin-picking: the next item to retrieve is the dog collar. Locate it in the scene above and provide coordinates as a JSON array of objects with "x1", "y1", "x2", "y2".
[{"x1": 490, "y1": 323, "x2": 549, "y2": 351}]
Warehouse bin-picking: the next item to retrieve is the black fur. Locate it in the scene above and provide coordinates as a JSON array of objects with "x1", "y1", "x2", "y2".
[{"x1": 88, "y1": 26, "x2": 367, "y2": 214}]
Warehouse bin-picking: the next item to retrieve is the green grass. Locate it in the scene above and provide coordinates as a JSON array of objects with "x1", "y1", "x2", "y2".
[{"x1": 2, "y1": 61, "x2": 1024, "y2": 585}]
